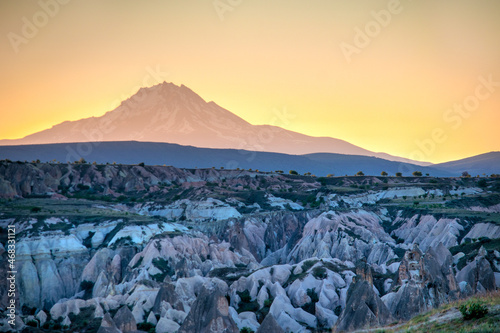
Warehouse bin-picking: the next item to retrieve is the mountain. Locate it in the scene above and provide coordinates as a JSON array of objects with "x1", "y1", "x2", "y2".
[
  {"x1": 0, "y1": 141, "x2": 453, "y2": 176},
  {"x1": 0, "y1": 82, "x2": 431, "y2": 166},
  {"x1": 434, "y1": 151, "x2": 500, "y2": 176}
]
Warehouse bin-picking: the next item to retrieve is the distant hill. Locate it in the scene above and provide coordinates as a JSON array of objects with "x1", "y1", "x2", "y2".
[
  {"x1": 433, "y1": 151, "x2": 500, "y2": 176},
  {"x1": 0, "y1": 141, "x2": 454, "y2": 176},
  {"x1": 0, "y1": 82, "x2": 430, "y2": 166}
]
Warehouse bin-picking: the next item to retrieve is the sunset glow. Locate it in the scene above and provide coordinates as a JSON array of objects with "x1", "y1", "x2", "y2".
[{"x1": 1, "y1": 0, "x2": 499, "y2": 163}]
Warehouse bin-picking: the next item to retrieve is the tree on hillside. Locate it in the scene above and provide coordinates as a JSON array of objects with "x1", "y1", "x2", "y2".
[
  {"x1": 461, "y1": 171, "x2": 471, "y2": 178},
  {"x1": 395, "y1": 172, "x2": 402, "y2": 177},
  {"x1": 412, "y1": 171, "x2": 423, "y2": 177},
  {"x1": 381, "y1": 171, "x2": 388, "y2": 176},
  {"x1": 356, "y1": 171, "x2": 364, "y2": 176},
  {"x1": 327, "y1": 174, "x2": 335, "y2": 178},
  {"x1": 289, "y1": 170, "x2": 298, "y2": 175}
]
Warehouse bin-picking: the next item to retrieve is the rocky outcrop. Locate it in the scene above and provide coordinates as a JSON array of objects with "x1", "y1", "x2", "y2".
[
  {"x1": 16, "y1": 235, "x2": 90, "y2": 310},
  {"x1": 0, "y1": 161, "x2": 292, "y2": 199},
  {"x1": 382, "y1": 244, "x2": 460, "y2": 320},
  {"x1": 335, "y1": 279, "x2": 393, "y2": 332},
  {"x1": 152, "y1": 283, "x2": 185, "y2": 313},
  {"x1": 129, "y1": 234, "x2": 256, "y2": 279},
  {"x1": 178, "y1": 287, "x2": 239, "y2": 333},
  {"x1": 456, "y1": 247, "x2": 496, "y2": 294},
  {"x1": 136, "y1": 198, "x2": 242, "y2": 222},
  {"x1": 113, "y1": 306, "x2": 137, "y2": 332},
  {"x1": 391, "y1": 215, "x2": 464, "y2": 252},
  {"x1": 286, "y1": 211, "x2": 396, "y2": 265},
  {"x1": 156, "y1": 318, "x2": 180, "y2": 333},
  {"x1": 256, "y1": 314, "x2": 284, "y2": 333},
  {"x1": 97, "y1": 313, "x2": 120, "y2": 333},
  {"x1": 462, "y1": 223, "x2": 500, "y2": 242}
]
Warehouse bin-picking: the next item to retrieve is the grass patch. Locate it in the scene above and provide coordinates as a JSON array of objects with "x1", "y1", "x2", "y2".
[{"x1": 390, "y1": 291, "x2": 500, "y2": 333}]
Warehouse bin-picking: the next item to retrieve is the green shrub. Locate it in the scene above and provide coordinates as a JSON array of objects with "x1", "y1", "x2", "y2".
[
  {"x1": 301, "y1": 288, "x2": 319, "y2": 315},
  {"x1": 312, "y1": 266, "x2": 327, "y2": 279},
  {"x1": 151, "y1": 257, "x2": 175, "y2": 282},
  {"x1": 459, "y1": 301, "x2": 488, "y2": 320},
  {"x1": 237, "y1": 290, "x2": 259, "y2": 313},
  {"x1": 138, "y1": 322, "x2": 155, "y2": 332},
  {"x1": 256, "y1": 295, "x2": 274, "y2": 323},
  {"x1": 238, "y1": 290, "x2": 252, "y2": 303},
  {"x1": 240, "y1": 327, "x2": 255, "y2": 333},
  {"x1": 301, "y1": 259, "x2": 318, "y2": 272},
  {"x1": 80, "y1": 280, "x2": 94, "y2": 300}
]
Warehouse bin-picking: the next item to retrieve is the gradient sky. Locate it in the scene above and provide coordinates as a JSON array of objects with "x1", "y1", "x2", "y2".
[{"x1": 1, "y1": 0, "x2": 499, "y2": 163}]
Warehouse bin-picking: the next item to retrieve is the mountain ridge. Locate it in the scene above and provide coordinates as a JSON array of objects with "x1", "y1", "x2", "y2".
[{"x1": 3, "y1": 140, "x2": 496, "y2": 177}]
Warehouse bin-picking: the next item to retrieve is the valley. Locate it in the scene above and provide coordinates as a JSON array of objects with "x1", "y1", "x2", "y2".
[{"x1": 0, "y1": 160, "x2": 499, "y2": 332}]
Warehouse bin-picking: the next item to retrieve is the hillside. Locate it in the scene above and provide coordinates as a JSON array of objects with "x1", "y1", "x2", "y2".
[
  {"x1": 0, "y1": 141, "x2": 453, "y2": 177},
  {"x1": 434, "y1": 152, "x2": 500, "y2": 176},
  {"x1": 355, "y1": 291, "x2": 500, "y2": 332}
]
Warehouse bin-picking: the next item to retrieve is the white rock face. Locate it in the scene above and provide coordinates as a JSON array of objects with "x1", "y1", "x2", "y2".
[
  {"x1": 270, "y1": 295, "x2": 315, "y2": 332},
  {"x1": 81, "y1": 248, "x2": 115, "y2": 283},
  {"x1": 328, "y1": 187, "x2": 444, "y2": 207},
  {"x1": 147, "y1": 311, "x2": 158, "y2": 325},
  {"x1": 230, "y1": 309, "x2": 260, "y2": 332},
  {"x1": 156, "y1": 317, "x2": 180, "y2": 333},
  {"x1": 315, "y1": 304, "x2": 337, "y2": 328},
  {"x1": 134, "y1": 198, "x2": 241, "y2": 221},
  {"x1": 391, "y1": 215, "x2": 463, "y2": 251},
  {"x1": 130, "y1": 234, "x2": 255, "y2": 279},
  {"x1": 164, "y1": 309, "x2": 187, "y2": 324},
  {"x1": 287, "y1": 211, "x2": 396, "y2": 265},
  {"x1": 108, "y1": 222, "x2": 187, "y2": 246},
  {"x1": 16, "y1": 234, "x2": 90, "y2": 309},
  {"x1": 462, "y1": 223, "x2": 500, "y2": 241},
  {"x1": 36, "y1": 311, "x2": 47, "y2": 326},
  {"x1": 267, "y1": 194, "x2": 304, "y2": 210}
]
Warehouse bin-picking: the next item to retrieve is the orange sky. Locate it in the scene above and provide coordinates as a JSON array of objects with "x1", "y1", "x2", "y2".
[{"x1": 1, "y1": 0, "x2": 499, "y2": 163}]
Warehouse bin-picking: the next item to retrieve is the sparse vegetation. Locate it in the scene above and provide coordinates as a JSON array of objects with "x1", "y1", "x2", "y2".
[
  {"x1": 240, "y1": 328, "x2": 255, "y2": 333},
  {"x1": 151, "y1": 257, "x2": 175, "y2": 282},
  {"x1": 237, "y1": 290, "x2": 259, "y2": 313},
  {"x1": 80, "y1": 280, "x2": 94, "y2": 300},
  {"x1": 459, "y1": 301, "x2": 488, "y2": 320}
]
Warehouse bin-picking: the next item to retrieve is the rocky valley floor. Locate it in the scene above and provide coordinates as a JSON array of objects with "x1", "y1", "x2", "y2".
[{"x1": 0, "y1": 161, "x2": 499, "y2": 332}]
